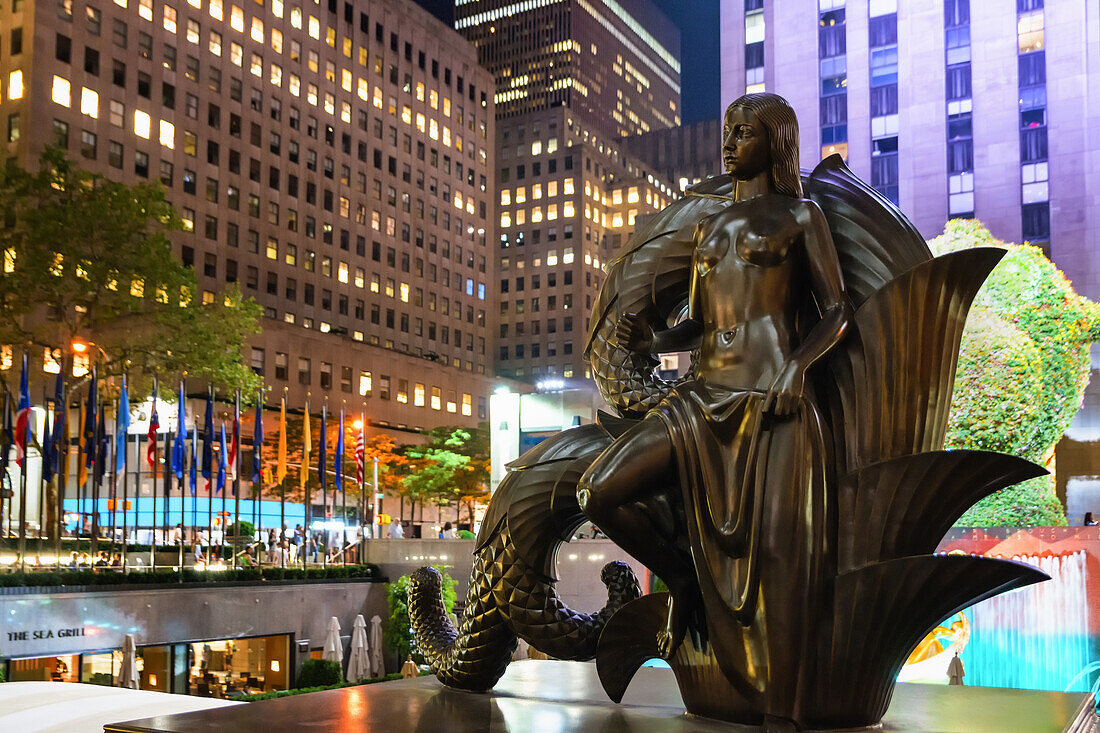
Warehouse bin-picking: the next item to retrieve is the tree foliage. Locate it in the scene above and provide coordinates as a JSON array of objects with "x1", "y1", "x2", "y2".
[
  {"x1": 399, "y1": 424, "x2": 490, "y2": 522},
  {"x1": 930, "y1": 219, "x2": 1100, "y2": 526},
  {"x1": 0, "y1": 148, "x2": 261, "y2": 394}
]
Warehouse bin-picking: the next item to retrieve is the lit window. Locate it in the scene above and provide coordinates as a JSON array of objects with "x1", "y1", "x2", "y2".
[
  {"x1": 402, "y1": 105, "x2": 412, "y2": 124},
  {"x1": 230, "y1": 5, "x2": 244, "y2": 32},
  {"x1": 341, "y1": 69, "x2": 352, "y2": 92},
  {"x1": 532, "y1": 207, "x2": 543, "y2": 223},
  {"x1": 8, "y1": 70, "x2": 24, "y2": 100},
  {"x1": 270, "y1": 63, "x2": 282, "y2": 86},
  {"x1": 159, "y1": 119, "x2": 175, "y2": 148},
  {"x1": 429, "y1": 119, "x2": 439, "y2": 140},
  {"x1": 209, "y1": 0, "x2": 222, "y2": 19},
  {"x1": 289, "y1": 74, "x2": 300, "y2": 97},
  {"x1": 271, "y1": 29, "x2": 282, "y2": 53},
  {"x1": 547, "y1": 250, "x2": 558, "y2": 266},
  {"x1": 250, "y1": 17, "x2": 263, "y2": 43},
  {"x1": 133, "y1": 110, "x2": 151, "y2": 138},
  {"x1": 358, "y1": 78, "x2": 369, "y2": 101},
  {"x1": 308, "y1": 15, "x2": 319, "y2": 39},
  {"x1": 80, "y1": 87, "x2": 99, "y2": 118},
  {"x1": 462, "y1": 394, "x2": 472, "y2": 416},
  {"x1": 501, "y1": 190, "x2": 511, "y2": 206},
  {"x1": 230, "y1": 43, "x2": 243, "y2": 66},
  {"x1": 359, "y1": 371, "x2": 372, "y2": 396},
  {"x1": 44, "y1": 348, "x2": 62, "y2": 375},
  {"x1": 416, "y1": 113, "x2": 425, "y2": 133},
  {"x1": 51, "y1": 76, "x2": 71, "y2": 107},
  {"x1": 414, "y1": 383, "x2": 425, "y2": 407},
  {"x1": 415, "y1": 82, "x2": 425, "y2": 101},
  {"x1": 338, "y1": 262, "x2": 348, "y2": 283},
  {"x1": 272, "y1": 0, "x2": 282, "y2": 18},
  {"x1": 430, "y1": 387, "x2": 441, "y2": 410},
  {"x1": 131, "y1": 279, "x2": 145, "y2": 298},
  {"x1": 531, "y1": 141, "x2": 542, "y2": 156},
  {"x1": 501, "y1": 212, "x2": 511, "y2": 228},
  {"x1": 164, "y1": 5, "x2": 177, "y2": 32},
  {"x1": 564, "y1": 201, "x2": 575, "y2": 218},
  {"x1": 186, "y1": 18, "x2": 199, "y2": 44},
  {"x1": 138, "y1": 0, "x2": 152, "y2": 17},
  {"x1": 290, "y1": 7, "x2": 301, "y2": 28},
  {"x1": 563, "y1": 247, "x2": 574, "y2": 264},
  {"x1": 400, "y1": 283, "x2": 409, "y2": 302}
]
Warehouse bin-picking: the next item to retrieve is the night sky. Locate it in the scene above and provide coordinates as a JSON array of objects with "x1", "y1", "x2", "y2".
[{"x1": 411, "y1": 0, "x2": 721, "y2": 126}]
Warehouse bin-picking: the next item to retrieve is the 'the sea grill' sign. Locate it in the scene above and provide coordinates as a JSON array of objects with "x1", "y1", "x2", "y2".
[{"x1": 7, "y1": 627, "x2": 88, "y2": 642}]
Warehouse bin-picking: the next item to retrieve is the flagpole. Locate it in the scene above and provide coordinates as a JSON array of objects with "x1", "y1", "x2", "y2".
[
  {"x1": 121, "y1": 383, "x2": 131, "y2": 572},
  {"x1": 16, "y1": 354, "x2": 29, "y2": 572},
  {"x1": 149, "y1": 377, "x2": 158, "y2": 570},
  {"x1": 232, "y1": 391, "x2": 240, "y2": 568},
  {"x1": 55, "y1": 370, "x2": 67, "y2": 569},
  {"x1": 340, "y1": 404, "x2": 346, "y2": 566},
  {"x1": 0, "y1": 386, "x2": 9, "y2": 546}
]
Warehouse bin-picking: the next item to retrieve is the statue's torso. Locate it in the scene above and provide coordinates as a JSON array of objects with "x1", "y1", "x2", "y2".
[{"x1": 694, "y1": 195, "x2": 804, "y2": 390}]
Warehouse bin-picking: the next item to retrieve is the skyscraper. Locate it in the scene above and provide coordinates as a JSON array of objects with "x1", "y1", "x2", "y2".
[
  {"x1": 456, "y1": 0, "x2": 682, "y2": 138},
  {"x1": 456, "y1": 0, "x2": 684, "y2": 386},
  {"x1": 0, "y1": 0, "x2": 498, "y2": 434},
  {"x1": 719, "y1": 0, "x2": 1100, "y2": 304}
]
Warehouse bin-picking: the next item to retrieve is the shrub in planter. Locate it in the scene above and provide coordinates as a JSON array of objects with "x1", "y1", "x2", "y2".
[{"x1": 294, "y1": 658, "x2": 343, "y2": 689}]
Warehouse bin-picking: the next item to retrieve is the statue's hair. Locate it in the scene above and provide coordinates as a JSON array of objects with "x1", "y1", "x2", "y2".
[{"x1": 727, "y1": 93, "x2": 803, "y2": 198}]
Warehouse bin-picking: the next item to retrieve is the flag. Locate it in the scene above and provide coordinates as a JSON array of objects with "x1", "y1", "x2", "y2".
[
  {"x1": 217, "y1": 422, "x2": 227, "y2": 494},
  {"x1": 43, "y1": 374, "x2": 64, "y2": 483},
  {"x1": 251, "y1": 395, "x2": 264, "y2": 484},
  {"x1": 42, "y1": 411, "x2": 55, "y2": 483},
  {"x1": 115, "y1": 377, "x2": 130, "y2": 473},
  {"x1": 146, "y1": 385, "x2": 159, "y2": 470},
  {"x1": 171, "y1": 382, "x2": 185, "y2": 480},
  {"x1": 94, "y1": 404, "x2": 108, "y2": 485},
  {"x1": 318, "y1": 405, "x2": 327, "y2": 491},
  {"x1": 201, "y1": 392, "x2": 214, "y2": 486},
  {"x1": 355, "y1": 416, "x2": 365, "y2": 485},
  {"x1": 300, "y1": 399, "x2": 311, "y2": 489},
  {"x1": 275, "y1": 397, "x2": 287, "y2": 484},
  {"x1": 334, "y1": 409, "x2": 344, "y2": 493},
  {"x1": 228, "y1": 411, "x2": 239, "y2": 480},
  {"x1": 189, "y1": 417, "x2": 198, "y2": 495},
  {"x1": 82, "y1": 369, "x2": 97, "y2": 470},
  {"x1": 14, "y1": 354, "x2": 31, "y2": 467},
  {"x1": 0, "y1": 391, "x2": 12, "y2": 479},
  {"x1": 76, "y1": 401, "x2": 87, "y2": 486}
]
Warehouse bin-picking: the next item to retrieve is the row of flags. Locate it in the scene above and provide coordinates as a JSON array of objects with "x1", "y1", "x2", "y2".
[{"x1": 0, "y1": 356, "x2": 371, "y2": 496}]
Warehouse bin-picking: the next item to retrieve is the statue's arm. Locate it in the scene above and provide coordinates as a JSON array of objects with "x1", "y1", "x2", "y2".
[
  {"x1": 789, "y1": 200, "x2": 852, "y2": 369},
  {"x1": 764, "y1": 201, "x2": 853, "y2": 415}
]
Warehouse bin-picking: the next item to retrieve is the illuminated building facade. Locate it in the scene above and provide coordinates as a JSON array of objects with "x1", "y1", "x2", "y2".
[
  {"x1": 0, "y1": 0, "x2": 499, "y2": 436},
  {"x1": 494, "y1": 107, "x2": 677, "y2": 383},
  {"x1": 455, "y1": 0, "x2": 681, "y2": 138},
  {"x1": 621, "y1": 117, "x2": 723, "y2": 192},
  {"x1": 718, "y1": 0, "x2": 1100, "y2": 298}
]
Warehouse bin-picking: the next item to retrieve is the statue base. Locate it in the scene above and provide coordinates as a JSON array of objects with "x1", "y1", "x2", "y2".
[{"x1": 104, "y1": 660, "x2": 1096, "y2": 733}]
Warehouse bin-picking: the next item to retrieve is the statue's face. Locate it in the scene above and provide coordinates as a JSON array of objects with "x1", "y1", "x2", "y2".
[{"x1": 723, "y1": 107, "x2": 770, "y2": 180}]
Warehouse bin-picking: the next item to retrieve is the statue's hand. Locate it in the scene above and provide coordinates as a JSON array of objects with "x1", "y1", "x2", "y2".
[
  {"x1": 763, "y1": 360, "x2": 806, "y2": 417},
  {"x1": 614, "y1": 313, "x2": 655, "y2": 353}
]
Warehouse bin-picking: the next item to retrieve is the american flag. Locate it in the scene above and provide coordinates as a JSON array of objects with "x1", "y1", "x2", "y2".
[
  {"x1": 146, "y1": 398, "x2": 159, "y2": 469},
  {"x1": 355, "y1": 420, "x2": 365, "y2": 485},
  {"x1": 14, "y1": 354, "x2": 31, "y2": 468}
]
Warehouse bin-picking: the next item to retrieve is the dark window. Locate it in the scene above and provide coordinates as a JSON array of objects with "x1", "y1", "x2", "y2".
[
  {"x1": 1020, "y1": 127, "x2": 1047, "y2": 163},
  {"x1": 55, "y1": 32, "x2": 71, "y2": 62},
  {"x1": 870, "y1": 84, "x2": 898, "y2": 116},
  {"x1": 745, "y1": 41, "x2": 764, "y2": 68},
  {"x1": 945, "y1": 65, "x2": 971, "y2": 100},
  {"x1": 868, "y1": 14, "x2": 897, "y2": 47},
  {"x1": 945, "y1": 0, "x2": 970, "y2": 28},
  {"x1": 947, "y1": 140, "x2": 973, "y2": 173},
  {"x1": 1021, "y1": 202, "x2": 1049, "y2": 240},
  {"x1": 1018, "y1": 52, "x2": 1045, "y2": 87}
]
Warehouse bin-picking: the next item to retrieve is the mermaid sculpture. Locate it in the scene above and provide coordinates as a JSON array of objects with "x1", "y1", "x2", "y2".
[{"x1": 409, "y1": 93, "x2": 1048, "y2": 730}]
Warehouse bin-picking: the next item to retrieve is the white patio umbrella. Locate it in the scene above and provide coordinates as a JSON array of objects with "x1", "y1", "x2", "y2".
[
  {"x1": 346, "y1": 614, "x2": 371, "y2": 683},
  {"x1": 322, "y1": 616, "x2": 343, "y2": 665},
  {"x1": 369, "y1": 615, "x2": 384, "y2": 678},
  {"x1": 118, "y1": 634, "x2": 139, "y2": 689}
]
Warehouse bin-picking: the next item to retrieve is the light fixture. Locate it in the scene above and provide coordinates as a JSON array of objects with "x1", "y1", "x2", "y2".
[{"x1": 270, "y1": 660, "x2": 280, "y2": 672}]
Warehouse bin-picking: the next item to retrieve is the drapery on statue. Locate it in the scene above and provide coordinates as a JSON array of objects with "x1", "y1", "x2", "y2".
[{"x1": 409, "y1": 93, "x2": 1048, "y2": 730}]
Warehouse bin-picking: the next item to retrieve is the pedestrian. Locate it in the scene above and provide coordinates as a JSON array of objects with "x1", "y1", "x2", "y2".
[
  {"x1": 1085, "y1": 512, "x2": 1097, "y2": 526},
  {"x1": 389, "y1": 520, "x2": 404, "y2": 539},
  {"x1": 241, "y1": 546, "x2": 255, "y2": 567},
  {"x1": 277, "y1": 540, "x2": 290, "y2": 568},
  {"x1": 68, "y1": 551, "x2": 79, "y2": 568},
  {"x1": 266, "y1": 528, "x2": 277, "y2": 563},
  {"x1": 440, "y1": 522, "x2": 455, "y2": 539},
  {"x1": 947, "y1": 652, "x2": 965, "y2": 685}
]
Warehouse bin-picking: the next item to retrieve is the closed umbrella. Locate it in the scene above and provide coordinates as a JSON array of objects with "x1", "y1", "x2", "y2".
[
  {"x1": 118, "y1": 634, "x2": 138, "y2": 689},
  {"x1": 346, "y1": 614, "x2": 371, "y2": 683},
  {"x1": 369, "y1": 615, "x2": 384, "y2": 677},
  {"x1": 322, "y1": 616, "x2": 343, "y2": 665}
]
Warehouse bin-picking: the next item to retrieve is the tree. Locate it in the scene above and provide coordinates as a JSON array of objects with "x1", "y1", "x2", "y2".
[
  {"x1": 400, "y1": 425, "x2": 490, "y2": 525},
  {"x1": 0, "y1": 148, "x2": 262, "y2": 395},
  {"x1": 930, "y1": 219, "x2": 1100, "y2": 526}
]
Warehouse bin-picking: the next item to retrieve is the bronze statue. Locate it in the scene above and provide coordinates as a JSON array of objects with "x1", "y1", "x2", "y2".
[{"x1": 410, "y1": 93, "x2": 1048, "y2": 730}]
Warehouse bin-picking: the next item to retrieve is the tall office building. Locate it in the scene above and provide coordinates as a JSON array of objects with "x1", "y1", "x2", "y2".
[
  {"x1": 493, "y1": 107, "x2": 679, "y2": 383},
  {"x1": 719, "y1": 0, "x2": 1100, "y2": 305},
  {"x1": 0, "y1": 0, "x2": 498, "y2": 437},
  {"x1": 455, "y1": 0, "x2": 682, "y2": 138},
  {"x1": 455, "y1": 0, "x2": 683, "y2": 387},
  {"x1": 621, "y1": 117, "x2": 724, "y2": 191}
]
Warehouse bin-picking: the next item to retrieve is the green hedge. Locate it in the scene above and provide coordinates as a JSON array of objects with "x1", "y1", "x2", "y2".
[
  {"x1": 234, "y1": 672, "x2": 428, "y2": 702},
  {"x1": 0, "y1": 564, "x2": 381, "y2": 588},
  {"x1": 294, "y1": 658, "x2": 343, "y2": 689}
]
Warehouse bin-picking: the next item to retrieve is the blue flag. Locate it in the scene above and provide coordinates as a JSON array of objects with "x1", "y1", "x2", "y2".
[
  {"x1": 318, "y1": 406, "x2": 327, "y2": 491},
  {"x1": 94, "y1": 406, "x2": 108, "y2": 484},
  {"x1": 189, "y1": 419, "x2": 198, "y2": 495},
  {"x1": 251, "y1": 395, "x2": 264, "y2": 483},
  {"x1": 0, "y1": 391, "x2": 12, "y2": 477},
  {"x1": 43, "y1": 374, "x2": 64, "y2": 483},
  {"x1": 171, "y1": 383, "x2": 186, "y2": 479},
  {"x1": 334, "y1": 410, "x2": 344, "y2": 493},
  {"x1": 83, "y1": 369, "x2": 97, "y2": 469},
  {"x1": 115, "y1": 377, "x2": 130, "y2": 472},
  {"x1": 217, "y1": 422, "x2": 227, "y2": 494},
  {"x1": 201, "y1": 392, "x2": 214, "y2": 483}
]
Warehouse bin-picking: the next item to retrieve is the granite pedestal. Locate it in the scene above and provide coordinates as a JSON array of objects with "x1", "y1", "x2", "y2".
[{"x1": 104, "y1": 660, "x2": 1097, "y2": 733}]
